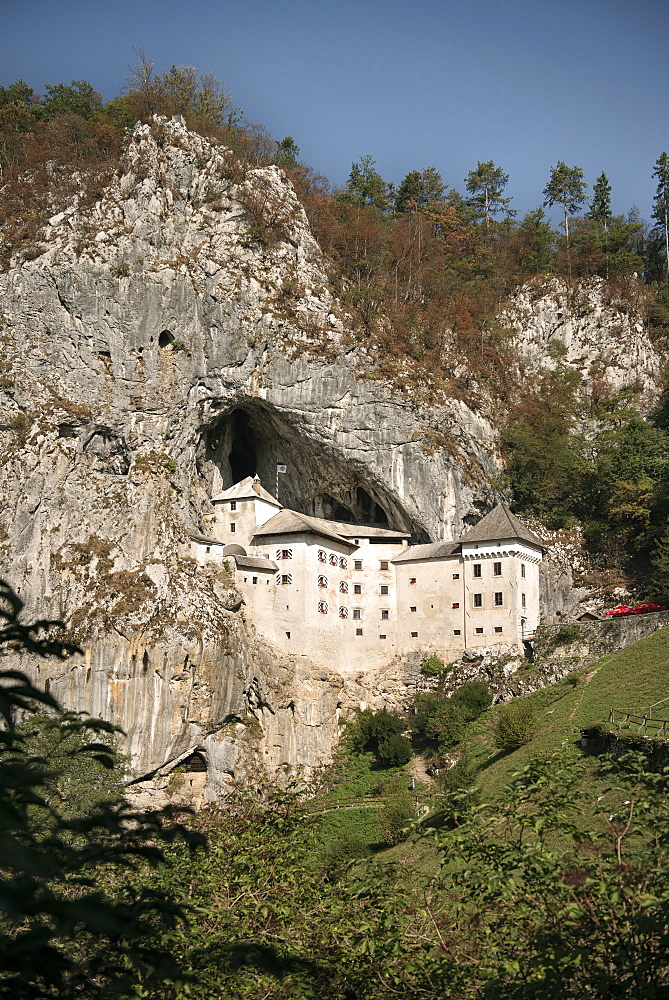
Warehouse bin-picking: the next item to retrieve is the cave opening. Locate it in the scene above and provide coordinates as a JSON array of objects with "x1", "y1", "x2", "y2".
[{"x1": 228, "y1": 409, "x2": 258, "y2": 483}]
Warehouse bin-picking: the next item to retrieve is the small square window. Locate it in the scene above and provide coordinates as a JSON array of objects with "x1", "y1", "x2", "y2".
[
  {"x1": 453, "y1": 629, "x2": 461, "y2": 636},
  {"x1": 494, "y1": 626, "x2": 503, "y2": 633},
  {"x1": 473, "y1": 563, "x2": 482, "y2": 578},
  {"x1": 243, "y1": 576, "x2": 247, "y2": 582},
  {"x1": 206, "y1": 546, "x2": 211, "y2": 554},
  {"x1": 380, "y1": 560, "x2": 389, "y2": 570},
  {"x1": 352, "y1": 609, "x2": 361, "y2": 620},
  {"x1": 380, "y1": 585, "x2": 389, "y2": 595},
  {"x1": 230, "y1": 523, "x2": 236, "y2": 533},
  {"x1": 409, "y1": 577, "x2": 417, "y2": 584},
  {"x1": 356, "y1": 628, "x2": 363, "y2": 636},
  {"x1": 493, "y1": 562, "x2": 502, "y2": 576},
  {"x1": 473, "y1": 593, "x2": 483, "y2": 608},
  {"x1": 410, "y1": 606, "x2": 417, "y2": 612},
  {"x1": 411, "y1": 631, "x2": 418, "y2": 638},
  {"x1": 230, "y1": 501, "x2": 237, "y2": 511},
  {"x1": 354, "y1": 583, "x2": 362, "y2": 595},
  {"x1": 381, "y1": 609, "x2": 389, "y2": 620},
  {"x1": 281, "y1": 549, "x2": 292, "y2": 560},
  {"x1": 286, "y1": 631, "x2": 291, "y2": 638},
  {"x1": 379, "y1": 634, "x2": 387, "y2": 640},
  {"x1": 452, "y1": 602, "x2": 460, "y2": 609},
  {"x1": 281, "y1": 574, "x2": 292, "y2": 585},
  {"x1": 494, "y1": 592, "x2": 503, "y2": 607},
  {"x1": 452, "y1": 573, "x2": 460, "y2": 580},
  {"x1": 354, "y1": 539, "x2": 359, "y2": 545},
  {"x1": 252, "y1": 576, "x2": 258, "y2": 584},
  {"x1": 354, "y1": 560, "x2": 363, "y2": 570},
  {"x1": 475, "y1": 627, "x2": 484, "y2": 635}
]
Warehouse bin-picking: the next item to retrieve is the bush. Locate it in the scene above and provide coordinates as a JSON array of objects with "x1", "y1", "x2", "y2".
[
  {"x1": 377, "y1": 774, "x2": 414, "y2": 845},
  {"x1": 412, "y1": 694, "x2": 467, "y2": 749},
  {"x1": 376, "y1": 732, "x2": 413, "y2": 767},
  {"x1": 420, "y1": 654, "x2": 444, "y2": 676},
  {"x1": 345, "y1": 708, "x2": 411, "y2": 766},
  {"x1": 451, "y1": 681, "x2": 493, "y2": 719},
  {"x1": 494, "y1": 699, "x2": 539, "y2": 751}
]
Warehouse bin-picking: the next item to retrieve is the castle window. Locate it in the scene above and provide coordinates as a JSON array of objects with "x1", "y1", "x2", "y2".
[
  {"x1": 356, "y1": 628, "x2": 363, "y2": 636},
  {"x1": 206, "y1": 546, "x2": 211, "y2": 554},
  {"x1": 493, "y1": 562, "x2": 502, "y2": 576},
  {"x1": 318, "y1": 575, "x2": 328, "y2": 588},
  {"x1": 494, "y1": 626, "x2": 503, "y2": 633},
  {"x1": 318, "y1": 601, "x2": 328, "y2": 614},
  {"x1": 329, "y1": 554, "x2": 338, "y2": 566},
  {"x1": 521, "y1": 563, "x2": 526, "y2": 578},
  {"x1": 410, "y1": 577, "x2": 416, "y2": 584},
  {"x1": 230, "y1": 501, "x2": 237, "y2": 511},
  {"x1": 280, "y1": 574, "x2": 292, "y2": 585},
  {"x1": 230, "y1": 523, "x2": 236, "y2": 533},
  {"x1": 521, "y1": 592, "x2": 527, "y2": 608},
  {"x1": 340, "y1": 557, "x2": 347, "y2": 569},
  {"x1": 286, "y1": 631, "x2": 291, "y2": 638},
  {"x1": 411, "y1": 631, "x2": 418, "y2": 638},
  {"x1": 410, "y1": 606, "x2": 416, "y2": 612},
  {"x1": 352, "y1": 609, "x2": 361, "y2": 620},
  {"x1": 276, "y1": 548, "x2": 293, "y2": 560},
  {"x1": 473, "y1": 593, "x2": 483, "y2": 608},
  {"x1": 452, "y1": 602, "x2": 460, "y2": 609},
  {"x1": 381, "y1": 609, "x2": 389, "y2": 620},
  {"x1": 380, "y1": 560, "x2": 389, "y2": 570},
  {"x1": 339, "y1": 581, "x2": 348, "y2": 593},
  {"x1": 252, "y1": 576, "x2": 258, "y2": 584},
  {"x1": 339, "y1": 607, "x2": 349, "y2": 618},
  {"x1": 453, "y1": 629, "x2": 461, "y2": 635},
  {"x1": 380, "y1": 585, "x2": 389, "y2": 595},
  {"x1": 318, "y1": 549, "x2": 326, "y2": 563},
  {"x1": 354, "y1": 560, "x2": 363, "y2": 571},
  {"x1": 473, "y1": 563, "x2": 482, "y2": 578},
  {"x1": 475, "y1": 627, "x2": 484, "y2": 635},
  {"x1": 452, "y1": 573, "x2": 460, "y2": 580},
  {"x1": 379, "y1": 634, "x2": 387, "y2": 640},
  {"x1": 494, "y1": 592, "x2": 504, "y2": 607},
  {"x1": 354, "y1": 584, "x2": 362, "y2": 595}
]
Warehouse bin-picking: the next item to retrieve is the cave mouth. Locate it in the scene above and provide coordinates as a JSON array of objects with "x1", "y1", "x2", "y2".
[{"x1": 201, "y1": 402, "x2": 414, "y2": 534}]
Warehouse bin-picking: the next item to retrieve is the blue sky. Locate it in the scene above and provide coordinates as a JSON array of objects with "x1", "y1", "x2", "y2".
[{"x1": 2, "y1": 0, "x2": 668, "y2": 223}]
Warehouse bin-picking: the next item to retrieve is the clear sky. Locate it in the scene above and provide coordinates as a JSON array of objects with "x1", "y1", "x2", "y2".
[{"x1": 2, "y1": 0, "x2": 668, "y2": 223}]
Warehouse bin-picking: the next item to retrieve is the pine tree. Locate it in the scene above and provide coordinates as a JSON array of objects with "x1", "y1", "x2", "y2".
[
  {"x1": 588, "y1": 172, "x2": 612, "y2": 230},
  {"x1": 339, "y1": 154, "x2": 390, "y2": 211},
  {"x1": 652, "y1": 152, "x2": 669, "y2": 280},
  {"x1": 394, "y1": 167, "x2": 445, "y2": 213},
  {"x1": 465, "y1": 160, "x2": 514, "y2": 228},
  {"x1": 543, "y1": 161, "x2": 587, "y2": 241}
]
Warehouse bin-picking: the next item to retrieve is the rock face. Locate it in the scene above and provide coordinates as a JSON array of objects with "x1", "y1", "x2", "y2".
[{"x1": 0, "y1": 118, "x2": 663, "y2": 800}]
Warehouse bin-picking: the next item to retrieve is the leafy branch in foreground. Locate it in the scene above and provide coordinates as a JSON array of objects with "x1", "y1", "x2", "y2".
[{"x1": 0, "y1": 579, "x2": 204, "y2": 999}]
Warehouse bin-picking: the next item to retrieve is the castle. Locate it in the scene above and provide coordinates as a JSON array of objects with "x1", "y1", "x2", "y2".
[{"x1": 191, "y1": 477, "x2": 543, "y2": 672}]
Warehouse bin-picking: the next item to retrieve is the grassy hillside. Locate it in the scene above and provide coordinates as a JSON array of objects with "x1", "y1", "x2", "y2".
[{"x1": 463, "y1": 624, "x2": 669, "y2": 794}]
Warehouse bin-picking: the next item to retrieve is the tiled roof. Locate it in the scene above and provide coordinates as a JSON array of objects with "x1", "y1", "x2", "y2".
[
  {"x1": 190, "y1": 534, "x2": 226, "y2": 546},
  {"x1": 459, "y1": 504, "x2": 543, "y2": 548},
  {"x1": 211, "y1": 476, "x2": 282, "y2": 508},
  {"x1": 234, "y1": 555, "x2": 278, "y2": 571},
  {"x1": 392, "y1": 540, "x2": 460, "y2": 563},
  {"x1": 331, "y1": 521, "x2": 411, "y2": 540},
  {"x1": 253, "y1": 509, "x2": 357, "y2": 548}
]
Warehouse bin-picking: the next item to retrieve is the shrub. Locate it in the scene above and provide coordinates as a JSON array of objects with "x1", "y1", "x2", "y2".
[
  {"x1": 377, "y1": 774, "x2": 414, "y2": 846},
  {"x1": 494, "y1": 699, "x2": 539, "y2": 751},
  {"x1": 376, "y1": 732, "x2": 413, "y2": 767},
  {"x1": 412, "y1": 694, "x2": 467, "y2": 750},
  {"x1": 451, "y1": 681, "x2": 493, "y2": 719},
  {"x1": 345, "y1": 708, "x2": 411, "y2": 767},
  {"x1": 420, "y1": 654, "x2": 444, "y2": 676}
]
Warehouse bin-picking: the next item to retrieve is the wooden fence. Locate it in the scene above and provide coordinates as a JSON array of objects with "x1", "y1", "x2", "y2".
[{"x1": 609, "y1": 708, "x2": 669, "y2": 738}]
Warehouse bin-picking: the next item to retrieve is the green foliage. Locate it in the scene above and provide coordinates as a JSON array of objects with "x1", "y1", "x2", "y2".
[
  {"x1": 543, "y1": 160, "x2": 588, "y2": 239},
  {"x1": 494, "y1": 697, "x2": 539, "y2": 750},
  {"x1": 345, "y1": 707, "x2": 411, "y2": 767},
  {"x1": 451, "y1": 680, "x2": 493, "y2": 718},
  {"x1": 588, "y1": 171, "x2": 612, "y2": 226},
  {"x1": 377, "y1": 773, "x2": 414, "y2": 845},
  {"x1": 419, "y1": 653, "x2": 444, "y2": 676},
  {"x1": 339, "y1": 154, "x2": 391, "y2": 211},
  {"x1": 394, "y1": 166, "x2": 445, "y2": 213},
  {"x1": 0, "y1": 579, "x2": 202, "y2": 998},
  {"x1": 411, "y1": 693, "x2": 467, "y2": 752},
  {"x1": 42, "y1": 80, "x2": 102, "y2": 119},
  {"x1": 465, "y1": 159, "x2": 514, "y2": 227}
]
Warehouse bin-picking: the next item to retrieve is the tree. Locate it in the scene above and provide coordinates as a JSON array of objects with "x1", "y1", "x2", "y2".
[
  {"x1": 394, "y1": 167, "x2": 445, "y2": 213},
  {"x1": 652, "y1": 152, "x2": 669, "y2": 280},
  {"x1": 275, "y1": 135, "x2": 300, "y2": 169},
  {"x1": 543, "y1": 160, "x2": 587, "y2": 241},
  {"x1": 339, "y1": 154, "x2": 391, "y2": 211},
  {"x1": 451, "y1": 681, "x2": 492, "y2": 719},
  {"x1": 42, "y1": 80, "x2": 102, "y2": 120},
  {"x1": 588, "y1": 171, "x2": 612, "y2": 230},
  {"x1": 0, "y1": 579, "x2": 200, "y2": 997},
  {"x1": 493, "y1": 698, "x2": 539, "y2": 750},
  {"x1": 345, "y1": 707, "x2": 412, "y2": 766},
  {"x1": 465, "y1": 159, "x2": 514, "y2": 227}
]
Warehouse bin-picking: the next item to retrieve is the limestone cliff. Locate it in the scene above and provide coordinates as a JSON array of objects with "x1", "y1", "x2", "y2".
[{"x1": 0, "y1": 118, "x2": 663, "y2": 799}]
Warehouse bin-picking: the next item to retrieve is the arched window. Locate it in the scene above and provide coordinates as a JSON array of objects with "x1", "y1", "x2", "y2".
[
  {"x1": 339, "y1": 581, "x2": 348, "y2": 593},
  {"x1": 318, "y1": 549, "x2": 327, "y2": 563},
  {"x1": 339, "y1": 607, "x2": 349, "y2": 618},
  {"x1": 318, "y1": 601, "x2": 328, "y2": 614},
  {"x1": 318, "y1": 575, "x2": 328, "y2": 588},
  {"x1": 339, "y1": 556, "x2": 347, "y2": 569},
  {"x1": 329, "y1": 553, "x2": 338, "y2": 566}
]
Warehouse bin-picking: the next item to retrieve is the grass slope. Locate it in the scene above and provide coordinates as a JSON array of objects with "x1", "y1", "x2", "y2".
[{"x1": 468, "y1": 625, "x2": 669, "y2": 794}]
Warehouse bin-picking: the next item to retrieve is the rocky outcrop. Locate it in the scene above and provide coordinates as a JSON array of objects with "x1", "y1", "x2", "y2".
[{"x1": 0, "y1": 118, "x2": 663, "y2": 800}]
